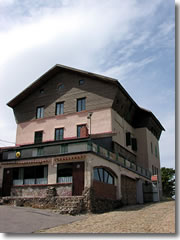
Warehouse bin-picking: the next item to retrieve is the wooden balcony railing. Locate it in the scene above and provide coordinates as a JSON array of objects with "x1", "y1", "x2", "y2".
[{"x1": 1, "y1": 139, "x2": 151, "y2": 179}]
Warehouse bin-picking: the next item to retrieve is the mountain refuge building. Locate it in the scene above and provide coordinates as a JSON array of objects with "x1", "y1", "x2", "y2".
[{"x1": 0, "y1": 64, "x2": 164, "y2": 213}]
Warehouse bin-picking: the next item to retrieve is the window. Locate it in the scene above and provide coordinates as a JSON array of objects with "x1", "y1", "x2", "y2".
[
  {"x1": 57, "y1": 163, "x2": 72, "y2": 183},
  {"x1": 98, "y1": 168, "x2": 103, "y2": 181},
  {"x1": 13, "y1": 165, "x2": 48, "y2": 185},
  {"x1": 60, "y1": 144, "x2": 68, "y2": 154},
  {"x1": 58, "y1": 83, "x2": 64, "y2": 90},
  {"x1": 126, "y1": 132, "x2": 131, "y2": 146},
  {"x1": 34, "y1": 131, "x2": 43, "y2": 144},
  {"x1": 93, "y1": 167, "x2": 115, "y2": 185},
  {"x1": 93, "y1": 168, "x2": 99, "y2": 181},
  {"x1": 152, "y1": 165, "x2": 158, "y2": 175},
  {"x1": 55, "y1": 102, "x2": 64, "y2": 115},
  {"x1": 151, "y1": 142, "x2": 153, "y2": 154},
  {"x1": 79, "y1": 79, "x2": 85, "y2": 85},
  {"x1": 24, "y1": 166, "x2": 36, "y2": 180},
  {"x1": 77, "y1": 98, "x2": 86, "y2": 112},
  {"x1": 40, "y1": 89, "x2": 44, "y2": 94},
  {"x1": 55, "y1": 128, "x2": 64, "y2": 141},
  {"x1": 36, "y1": 106, "x2": 44, "y2": 119},
  {"x1": 77, "y1": 124, "x2": 86, "y2": 138},
  {"x1": 37, "y1": 147, "x2": 43, "y2": 156},
  {"x1": 131, "y1": 138, "x2": 137, "y2": 151},
  {"x1": 13, "y1": 167, "x2": 23, "y2": 180},
  {"x1": 108, "y1": 175, "x2": 113, "y2": 184},
  {"x1": 152, "y1": 165, "x2": 154, "y2": 175},
  {"x1": 155, "y1": 145, "x2": 158, "y2": 158}
]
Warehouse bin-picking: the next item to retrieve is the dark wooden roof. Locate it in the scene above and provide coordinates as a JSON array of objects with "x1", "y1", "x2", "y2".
[
  {"x1": 7, "y1": 64, "x2": 118, "y2": 108},
  {"x1": 7, "y1": 64, "x2": 165, "y2": 132}
]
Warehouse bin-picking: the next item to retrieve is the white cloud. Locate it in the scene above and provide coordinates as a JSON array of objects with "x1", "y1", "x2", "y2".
[
  {"x1": 101, "y1": 57, "x2": 156, "y2": 81},
  {"x1": 0, "y1": 0, "x2": 166, "y2": 67},
  {"x1": 0, "y1": 0, "x2": 14, "y2": 6},
  {"x1": 158, "y1": 21, "x2": 175, "y2": 36}
]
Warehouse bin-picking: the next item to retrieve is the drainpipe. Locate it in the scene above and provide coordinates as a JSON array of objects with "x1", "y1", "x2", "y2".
[{"x1": 87, "y1": 112, "x2": 93, "y2": 136}]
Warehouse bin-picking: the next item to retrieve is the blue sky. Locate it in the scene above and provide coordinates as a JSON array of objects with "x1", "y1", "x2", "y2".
[{"x1": 0, "y1": 0, "x2": 175, "y2": 168}]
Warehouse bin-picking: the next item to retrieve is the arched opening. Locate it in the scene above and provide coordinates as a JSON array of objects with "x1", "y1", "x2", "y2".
[
  {"x1": 93, "y1": 167, "x2": 115, "y2": 185},
  {"x1": 93, "y1": 166, "x2": 117, "y2": 200}
]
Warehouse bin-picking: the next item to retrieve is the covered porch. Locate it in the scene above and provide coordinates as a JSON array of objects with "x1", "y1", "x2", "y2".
[{"x1": 1, "y1": 155, "x2": 85, "y2": 198}]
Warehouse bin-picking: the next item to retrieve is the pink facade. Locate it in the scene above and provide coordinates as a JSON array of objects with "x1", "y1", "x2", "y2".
[{"x1": 16, "y1": 108, "x2": 112, "y2": 145}]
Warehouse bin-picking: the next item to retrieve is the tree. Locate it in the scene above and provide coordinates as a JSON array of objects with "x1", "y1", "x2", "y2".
[{"x1": 161, "y1": 167, "x2": 175, "y2": 198}]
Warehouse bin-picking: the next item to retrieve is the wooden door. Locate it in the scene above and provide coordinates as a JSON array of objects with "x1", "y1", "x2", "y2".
[
  {"x1": 2, "y1": 168, "x2": 13, "y2": 196},
  {"x1": 121, "y1": 175, "x2": 137, "y2": 205},
  {"x1": 72, "y1": 162, "x2": 84, "y2": 196}
]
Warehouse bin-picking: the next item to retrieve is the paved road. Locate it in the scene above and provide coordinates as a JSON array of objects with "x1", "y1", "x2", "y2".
[{"x1": 0, "y1": 205, "x2": 85, "y2": 233}]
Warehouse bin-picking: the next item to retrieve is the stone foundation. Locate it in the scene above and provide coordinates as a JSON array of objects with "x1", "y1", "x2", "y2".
[
  {"x1": 82, "y1": 187, "x2": 122, "y2": 213},
  {"x1": 11, "y1": 183, "x2": 72, "y2": 197},
  {"x1": 2, "y1": 187, "x2": 122, "y2": 215}
]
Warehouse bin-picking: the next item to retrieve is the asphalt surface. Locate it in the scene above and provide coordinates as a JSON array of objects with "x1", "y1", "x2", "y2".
[{"x1": 0, "y1": 205, "x2": 85, "y2": 233}]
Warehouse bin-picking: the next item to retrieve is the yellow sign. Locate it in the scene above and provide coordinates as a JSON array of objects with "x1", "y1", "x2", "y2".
[{"x1": 16, "y1": 152, "x2": 21, "y2": 158}]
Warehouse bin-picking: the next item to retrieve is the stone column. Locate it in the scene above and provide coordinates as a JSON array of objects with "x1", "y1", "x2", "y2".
[
  {"x1": 48, "y1": 161, "x2": 57, "y2": 184},
  {"x1": 116, "y1": 171, "x2": 122, "y2": 200},
  {"x1": 84, "y1": 157, "x2": 93, "y2": 188}
]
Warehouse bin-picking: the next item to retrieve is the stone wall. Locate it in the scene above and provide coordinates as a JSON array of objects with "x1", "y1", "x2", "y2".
[
  {"x1": 11, "y1": 183, "x2": 72, "y2": 197},
  {"x1": 82, "y1": 187, "x2": 122, "y2": 213},
  {"x1": 3, "y1": 187, "x2": 122, "y2": 215}
]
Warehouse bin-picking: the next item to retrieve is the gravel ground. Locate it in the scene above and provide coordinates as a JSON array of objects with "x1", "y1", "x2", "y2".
[{"x1": 39, "y1": 201, "x2": 175, "y2": 234}]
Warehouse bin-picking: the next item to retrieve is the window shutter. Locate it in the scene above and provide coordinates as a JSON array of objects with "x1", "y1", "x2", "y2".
[
  {"x1": 132, "y1": 138, "x2": 137, "y2": 151},
  {"x1": 126, "y1": 132, "x2": 131, "y2": 146}
]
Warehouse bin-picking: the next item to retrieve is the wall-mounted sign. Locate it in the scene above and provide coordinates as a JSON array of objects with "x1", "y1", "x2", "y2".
[
  {"x1": 151, "y1": 175, "x2": 158, "y2": 182},
  {"x1": 16, "y1": 152, "x2": 21, "y2": 158}
]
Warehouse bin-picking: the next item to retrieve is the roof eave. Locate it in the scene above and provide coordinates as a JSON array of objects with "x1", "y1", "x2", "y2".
[{"x1": 139, "y1": 107, "x2": 165, "y2": 131}]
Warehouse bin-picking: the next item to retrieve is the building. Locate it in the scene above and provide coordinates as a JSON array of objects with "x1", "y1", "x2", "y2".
[{"x1": 0, "y1": 64, "x2": 164, "y2": 213}]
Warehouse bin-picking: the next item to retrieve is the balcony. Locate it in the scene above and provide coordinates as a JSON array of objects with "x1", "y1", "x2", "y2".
[{"x1": 1, "y1": 139, "x2": 151, "y2": 179}]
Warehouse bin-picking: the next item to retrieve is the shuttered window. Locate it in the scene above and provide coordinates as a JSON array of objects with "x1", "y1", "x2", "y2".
[
  {"x1": 151, "y1": 142, "x2": 153, "y2": 154},
  {"x1": 132, "y1": 138, "x2": 137, "y2": 151},
  {"x1": 155, "y1": 145, "x2": 158, "y2": 158},
  {"x1": 126, "y1": 132, "x2": 131, "y2": 146}
]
